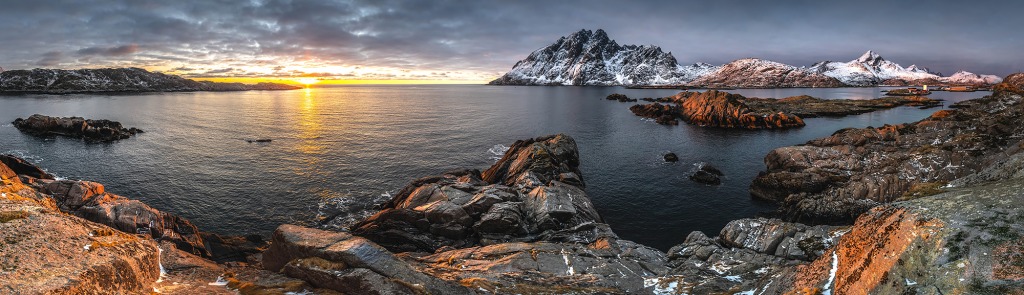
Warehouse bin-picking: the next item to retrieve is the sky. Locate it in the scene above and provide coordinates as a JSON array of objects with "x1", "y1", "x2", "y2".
[{"x1": 1, "y1": 0, "x2": 1022, "y2": 84}]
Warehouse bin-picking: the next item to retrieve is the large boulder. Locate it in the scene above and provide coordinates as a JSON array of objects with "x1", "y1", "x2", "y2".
[
  {"x1": 12, "y1": 114, "x2": 143, "y2": 142},
  {"x1": 263, "y1": 224, "x2": 470, "y2": 294},
  {"x1": 350, "y1": 134, "x2": 608, "y2": 253}
]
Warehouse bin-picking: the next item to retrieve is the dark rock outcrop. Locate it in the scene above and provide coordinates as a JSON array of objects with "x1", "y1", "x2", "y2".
[
  {"x1": 0, "y1": 154, "x2": 54, "y2": 179},
  {"x1": 0, "y1": 67, "x2": 300, "y2": 94},
  {"x1": 13, "y1": 114, "x2": 143, "y2": 142},
  {"x1": 631, "y1": 90, "x2": 806, "y2": 129},
  {"x1": 689, "y1": 162, "x2": 723, "y2": 185},
  {"x1": 664, "y1": 152, "x2": 679, "y2": 162},
  {"x1": 350, "y1": 134, "x2": 607, "y2": 253},
  {"x1": 750, "y1": 79, "x2": 1024, "y2": 223},
  {"x1": 606, "y1": 93, "x2": 637, "y2": 102}
]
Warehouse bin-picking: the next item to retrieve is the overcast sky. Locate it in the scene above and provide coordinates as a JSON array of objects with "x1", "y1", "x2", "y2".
[{"x1": 1, "y1": 0, "x2": 1022, "y2": 81}]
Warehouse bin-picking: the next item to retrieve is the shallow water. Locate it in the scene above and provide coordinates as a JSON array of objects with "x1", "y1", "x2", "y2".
[{"x1": 0, "y1": 86, "x2": 988, "y2": 250}]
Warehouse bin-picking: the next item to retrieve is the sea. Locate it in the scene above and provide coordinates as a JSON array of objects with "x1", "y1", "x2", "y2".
[{"x1": 0, "y1": 86, "x2": 989, "y2": 250}]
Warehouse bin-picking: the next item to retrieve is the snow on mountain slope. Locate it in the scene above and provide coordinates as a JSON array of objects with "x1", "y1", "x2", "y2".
[
  {"x1": 489, "y1": 29, "x2": 716, "y2": 86},
  {"x1": 809, "y1": 51, "x2": 942, "y2": 86},
  {"x1": 0, "y1": 68, "x2": 299, "y2": 93},
  {"x1": 942, "y1": 70, "x2": 1003, "y2": 84},
  {"x1": 689, "y1": 58, "x2": 845, "y2": 88}
]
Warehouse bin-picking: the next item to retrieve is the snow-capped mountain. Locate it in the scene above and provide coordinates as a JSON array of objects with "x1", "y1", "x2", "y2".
[
  {"x1": 0, "y1": 68, "x2": 299, "y2": 93},
  {"x1": 489, "y1": 29, "x2": 717, "y2": 86},
  {"x1": 690, "y1": 58, "x2": 845, "y2": 88},
  {"x1": 942, "y1": 70, "x2": 1003, "y2": 84},
  {"x1": 808, "y1": 51, "x2": 942, "y2": 86}
]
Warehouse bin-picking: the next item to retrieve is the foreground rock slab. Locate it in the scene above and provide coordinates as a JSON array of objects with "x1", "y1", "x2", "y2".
[{"x1": 13, "y1": 114, "x2": 143, "y2": 142}]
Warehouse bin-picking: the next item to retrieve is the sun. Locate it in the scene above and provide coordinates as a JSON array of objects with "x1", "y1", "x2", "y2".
[{"x1": 294, "y1": 78, "x2": 319, "y2": 86}]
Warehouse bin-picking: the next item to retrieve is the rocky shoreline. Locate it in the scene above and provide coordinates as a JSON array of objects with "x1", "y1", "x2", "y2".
[{"x1": 3, "y1": 75, "x2": 1024, "y2": 293}]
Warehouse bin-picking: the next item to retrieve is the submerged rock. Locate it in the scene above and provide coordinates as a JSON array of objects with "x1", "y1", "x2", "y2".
[
  {"x1": 663, "y1": 152, "x2": 679, "y2": 162},
  {"x1": 689, "y1": 162, "x2": 724, "y2": 185},
  {"x1": 12, "y1": 114, "x2": 143, "y2": 142}
]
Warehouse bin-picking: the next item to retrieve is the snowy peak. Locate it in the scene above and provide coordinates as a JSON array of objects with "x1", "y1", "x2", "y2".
[
  {"x1": 854, "y1": 50, "x2": 884, "y2": 65},
  {"x1": 943, "y1": 70, "x2": 1003, "y2": 84},
  {"x1": 690, "y1": 58, "x2": 845, "y2": 88},
  {"x1": 490, "y1": 29, "x2": 712, "y2": 86}
]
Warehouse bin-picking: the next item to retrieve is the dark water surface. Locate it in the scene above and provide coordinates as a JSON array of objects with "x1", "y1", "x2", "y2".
[{"x1": 0, "y1": 86, "x2": 988, "y2": 250}]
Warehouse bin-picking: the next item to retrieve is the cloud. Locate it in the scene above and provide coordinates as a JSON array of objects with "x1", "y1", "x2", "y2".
[
  {"x1": 76, "y1": 44, "x2": 140, "y2": 56},
  {"x1": 1, "y1": 0, "x2": 1022, "y2": 76},
  {"x1": 202, "y1": 68, "x2": 235, "y2": 74},
  {"x1": 37, "y1": 51, "x2": 63, "y2": 66}
]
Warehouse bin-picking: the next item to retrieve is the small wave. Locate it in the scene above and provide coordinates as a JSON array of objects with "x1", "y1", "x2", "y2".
[
  {"x1": 487, "y1": 144, "x2": 510, "y2": 162},
  {"x1": 0, "y1": 123, "x2": 12, "y2": 128}
]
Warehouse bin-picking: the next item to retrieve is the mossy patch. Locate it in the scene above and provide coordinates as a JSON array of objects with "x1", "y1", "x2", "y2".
[
  {"x1": 898, "y1": 182, "x2": 947, "y2": 201},
  {"x1": 0, "y1": 210, "x2": 29, "y2": 223}
]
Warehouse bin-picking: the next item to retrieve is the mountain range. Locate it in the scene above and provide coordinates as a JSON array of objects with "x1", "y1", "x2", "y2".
[
  {"x1": 490, "y1": 29, "x2": 1002, "y2": 87},
  {"x1": 0, "y1": 68, "x2": 300, "y2": 94}
]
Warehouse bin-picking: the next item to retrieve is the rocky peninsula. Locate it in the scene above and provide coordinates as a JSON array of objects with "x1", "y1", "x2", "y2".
[
  {"x1": 627, "y1": 90, "x2": 942, "y2": 129},
  {"x1": 3, "y1": 75, "x2": 1024, "y2": 293},
  {"x1": 0, "y1": 68, "x2": 300, "y2": 94},
  {"x1": 13, "y1": 114, "x2": 143, "y2": 142}
]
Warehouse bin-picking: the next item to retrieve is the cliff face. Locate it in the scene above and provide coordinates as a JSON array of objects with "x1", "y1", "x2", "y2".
[{"x1": 0, "y1": 68, "x2": 300, "y2": 93}]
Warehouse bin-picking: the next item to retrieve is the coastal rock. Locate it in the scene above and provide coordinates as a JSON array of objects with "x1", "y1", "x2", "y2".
[
  {"x1": 0, "y1": 67, "x2": 300, "y2": 93},
  {"x1": 631, "y1": 90, "x2": 806, "y2": 129},
  {"x1": 0, "y1": 162, "x2": 160, "y2": 294},
  {"x1": 741, "y1": 94, "x2": 943, "y2": 118},
  {"x1": 690, "y1": 58, "x2": 846, "y2": 88},
  {"x1": 489, "y1": 29, "x2": 717, "y2": 86},
  {"x1": 36, "y1": 179, "x2": 211, "y2": 258},
  {"x1": 605, "y1": 93, "x2": 637, "y2": 102},
  {"x1": 13, "y1": 114, "x2": 143, "y2": 142},
  {"x1": 750, "y1": 78, "x2": 1024, "y2": 223},
  {"x1": 263, "y1": 224, "x2": 470, "y2": 294},
  {"x1": 0, "y1": 154, "x2": 54, "y2": 179},
  {"x1": 663, "y1": 152, "x2": 679, "y2": 162},
  {"x1": 350, "y1": 134, "x2": 608, "y2": 253}
]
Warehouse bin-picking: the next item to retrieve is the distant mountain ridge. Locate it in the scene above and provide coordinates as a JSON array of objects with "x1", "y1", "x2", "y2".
[
  {"x1": 488, "y1": 29, "x2": 717, "y2": 86},
  {"x1": 491, "y1": 30, "x2": 1002, "y2": 87},
  {"x1": 0, "y1": 67, "x2": 300, "y2": 94}
]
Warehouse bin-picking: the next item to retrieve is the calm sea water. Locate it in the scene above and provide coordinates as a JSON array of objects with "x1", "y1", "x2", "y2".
[{"x1": 0, "y1": 86, "x2": 988, "y2": 250}]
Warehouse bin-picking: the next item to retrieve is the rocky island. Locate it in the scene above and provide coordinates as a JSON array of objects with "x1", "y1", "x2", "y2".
[
  {"x1": 3, "y1": 75, "x2": 1024, "y2": 293},
  {"x1": 0, "y1": 68, "x2": 300, "y2": 94},
  {"x1": 13, "y1": 114, "x2": 144, "y2": 142},
  {"x1": 626, "y1": 91, "x2": 942, "y2": 129}
]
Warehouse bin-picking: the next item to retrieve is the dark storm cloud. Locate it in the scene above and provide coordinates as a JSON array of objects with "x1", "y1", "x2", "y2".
[
  {"x1": 1, "y1": 0, "x2": 1022, "y2": 77},
  {"x1": 76, "y1": 44, "x2": 140, "y2": 56}
]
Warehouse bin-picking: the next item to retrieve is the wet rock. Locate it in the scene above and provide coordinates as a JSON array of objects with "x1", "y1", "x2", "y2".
[
  {"x1": 0, "y1": 155, "x2": 53, "y2": 180},
  {"x1": 12, "y1": 114, "x2": 143, "y2": 142},
  {"x1": 689, "y1": 162, "x2": 724, "y2": 185},
  {"x1": 664, "y1": 152, "x2": 679, "y2": 162}
]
